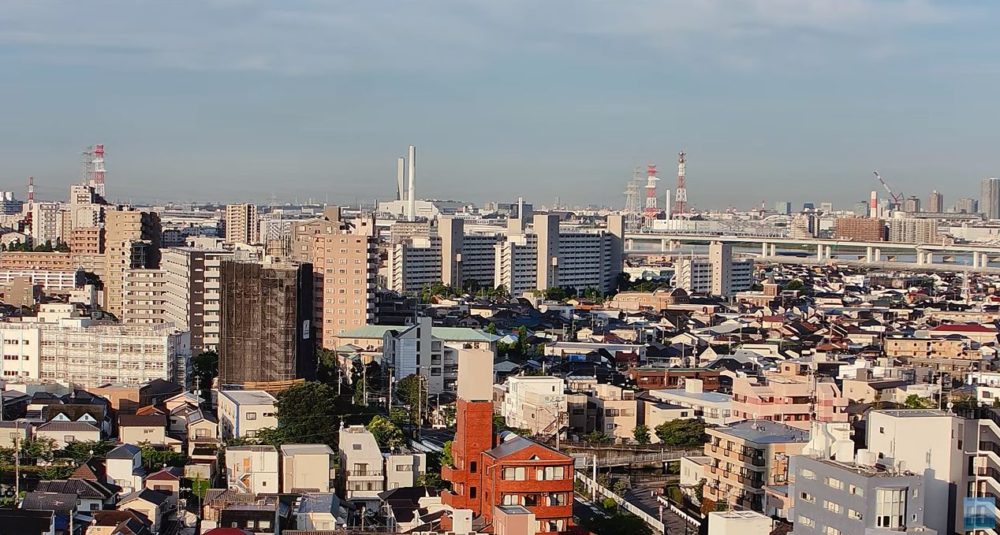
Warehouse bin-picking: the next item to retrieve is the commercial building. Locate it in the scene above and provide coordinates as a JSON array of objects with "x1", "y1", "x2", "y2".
[
  {"x1": 888, "y1": 217, "x2": 938, "y2": 244},
  {"x1": 104, "y1": 209, "x2": 162, "y2": 318},
  {"x1": 789, "y1": 454, "x2": 933, "y2": 535},
  {"x1": 674, "y1": 242, "x2": 753, "y2": 297},
  {"x1": 0, "y1": 310, "x2": 189, "y2": 387},
  {"x1": 982, "y1": 177, "x2": 1000, "y2": 220},
  {"x1": 955, "y1": 197, "x2": 979, "y2": 214},
  {"x1": 218, "y1": 258, "x2": 314, "y2": 387},
  {"x1": 833, "y1": 217, "x2": 885, "y2": 242},
  {"x1": 218, "y1": 390, "x2": 278, "y2": 440},
  {"x1": 927, "y1": 190, "x2": 944, "y2": 213},
  {"x1": 224, "y1": 203, "x2": 260, "y2": 245},
  {"x1": 701, "y1": 420, "x2": 809, "y2": 511}
]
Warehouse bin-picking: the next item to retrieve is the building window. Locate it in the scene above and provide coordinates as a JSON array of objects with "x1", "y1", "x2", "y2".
[
  {"x1": 849, "y1": 484, "x2": 863, "y2": 497},
  {"x1": 470, "y1": 461, "x2": 477, "y2": 473},
  {"x1": 824, "y1": 500, "x2": 843, "y2": 514},
  {"x1": 800, "y1": 468, "x2": 816, "y2": 480},
  {"x1": 798, "y1": 516, "x2": 815, "y2": 528},
  {"x1": 800, "y1": 492, "x2": 815, "y2": 504},
  {"x1": 823, "y1": 527, "x2": 840, "y2": 535},
  {"x1": 848, "y1": 509, "x2": 862, "y2": 521},
  {"x1": 875, "y1": 488, "x2": 907, "y2": 529},
  {"x1": 503, "y1": 467, "x2": 526, "y2": 481},
  {"x1": 470, "y1": 487, "x2": 476, "y2": 499},
  {"x1": 246, "y1": 412, "x2": 257, "y2": 420},
  {"x1": 825, "y1": 477, "x2": 844, "y2": 490}
]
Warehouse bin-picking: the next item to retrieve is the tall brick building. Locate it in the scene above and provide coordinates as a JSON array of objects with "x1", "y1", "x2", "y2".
[
  {"x1": 833, "y1": 217, "x2": 885, "y2": 242},
  {"x1": 441, "y1": 352, "x2": 574, "y2": 534}
]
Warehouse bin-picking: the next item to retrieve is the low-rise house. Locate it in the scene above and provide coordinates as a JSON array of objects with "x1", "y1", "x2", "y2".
[
  {"x1": 385, "y1": 450, "x2": 427, "y2": 490},
  {"x1": 280, "y1": 444, "x2": 335, "y2": 493},
  {"x1": 106, "y1": 444, "x2": 146, "y2": 496},
  {"x1": 642, "y1": 398, "x2": 696, "y2": 443},
  {"x1": 217, "y1": 390, "x2": 278, "y2": 440},
  {"x1": 225, "y1": 445, "x2": 279, "y2": 495},
  {"x1": 144, "y1": 467, "x2": 183, "y2": 512},
  {"x1": 119, "y1": 489, "x2": 171, "y2": 534},
  {"x1": 34, "y1": 478, "x2": 117, "y2": 513},
  {"x1": 0, "y1": 509, "x2": 55, "y2": 535},
  {"x1": 89, "y1": 510, "x2": 153, "y2": 535},
  {"x1": 0, "y1": 419, "x2": 31, "y2": 448},
  {"x1": 648, "y1": 379, "x2": 737, "y2": 426},
  {"x1": 20, "y1": 492, "x2": 77, "y2": 532},
  {"x1": 338, "y1": 425, "x2": 384, "y2": 503},
  {"x1": 119, "y1": 414, "x2": 182, "y2": 451},
  {"x1": 292, "y1": 493, "x2": 347, "y2": 532},
  {"x1": 35, "y1": 420, "x2": 100, "y2": 448}
]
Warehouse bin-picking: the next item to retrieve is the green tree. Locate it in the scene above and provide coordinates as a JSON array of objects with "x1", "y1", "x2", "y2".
[
  {"x1": 397, "y1": 374, "x2": 426, "y2": 425},
  {"x1": 353, "y1": 372, "x2": 368, "y2": 406},
  {"x1": 138, "y1": 442, "x2": 186, "y2": 470},
  {"x1": 192, "y1": 350, "x2": 218, "y2": 394},
  {"x1": 274, "y1": 381, "x2": 340, "y2": 446},
  {"x1": 485, "y1": 323, "x2": 497, "y2": 335},
  {"x1": 785, "y1": 279, "x2": 804, "y2": 291},
  {"x1": 904, "y1": 394, "x2": 935, "y2": 409},
  {"x1": 367, "y1": 415, "x2": 405, "y2": 449},
  {"x1": 441, "y1": 440, "x2": 454, "y2": 468},
  {"x1": 316, "y1": 348, "x2": 340, "y2": 387},
  {"x1": 58, "y1": 440, "x2": 116, "y2": 462},
  {"x1": 584, "y1": 431, "x2": 613, "y2": 445},
  {"x1": 416, "y1": 472, "x2": 444, "y2": 488},
  {"x1": 255, "y1": 427, "x2": 286, "y2": 447},
  {"x1": 654, "y1": 419, "x2": 706, "y2": 447},
  {"x1": 20, "y1": 437, "x2": 56, "y2": 463},
  {"x1": 632, "y1": 424, "x2": 651, "y2": 445}
]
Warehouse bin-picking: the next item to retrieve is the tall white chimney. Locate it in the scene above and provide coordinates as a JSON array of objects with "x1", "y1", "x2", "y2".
[
  {"x1": 397, "y1": 157, "x2": 406, "y2": 201},
  {"x1": 407, "y1": 145, "x2": 416, "y2": 221},
  {"x1": 664, "y1": 189, "x2": 672, "y2": 221}
]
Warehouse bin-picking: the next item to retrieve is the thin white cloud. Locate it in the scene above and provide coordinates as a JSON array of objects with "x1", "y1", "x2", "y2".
[{"x1": 0, "y1": 0, "x2": 969, "y2": 75}]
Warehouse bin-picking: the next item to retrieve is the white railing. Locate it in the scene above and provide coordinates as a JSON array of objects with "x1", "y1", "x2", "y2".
[{"x1": 574, "y1": 471, "x2": 665, "y2": 534}]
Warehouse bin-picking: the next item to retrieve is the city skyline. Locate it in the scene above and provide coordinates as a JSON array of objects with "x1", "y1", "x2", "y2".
[{"x1": 2, "y1": 1, "x2": 1000, "y2": 208}]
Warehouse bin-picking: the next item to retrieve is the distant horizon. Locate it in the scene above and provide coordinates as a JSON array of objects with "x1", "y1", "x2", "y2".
[{"x1": 3, "y1": 1, "x2": 999, "y2": 208}]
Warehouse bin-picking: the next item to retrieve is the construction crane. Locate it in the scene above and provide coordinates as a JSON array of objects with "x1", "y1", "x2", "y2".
[{"x1": 873, "y1": 171, "x2": 904, "y2": 205}]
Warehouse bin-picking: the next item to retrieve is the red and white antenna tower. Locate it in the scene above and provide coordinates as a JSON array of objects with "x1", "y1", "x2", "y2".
[
  {"x1": 673, "y1": 151, "x2": 687, "y2": 216},
  {"x1": 27, "y1": 176, "x2": 34, "y2": 205},
  {"x1": 84, "y1": 144, "x2": 106, "y2": 198},
  {"x1": 643, "y1": 164, "x2": 660, "y2": 228}
]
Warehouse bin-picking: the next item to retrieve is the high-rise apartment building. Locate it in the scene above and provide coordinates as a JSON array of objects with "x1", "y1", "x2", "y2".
[
  {"x1": 887, "y1": 218, "x2": 938, "y2": 244},
  {"x1": 121, "y1": 268, "x2": 168, "y2": 325},
  {"x1": 927, "y1": 190, "x2": 943, "y2": 213},
  {"x1": 955, "y1": 197, "x2": 979, "y2": 214},
  {"x1": 219, "y1": 258, "x2": 314, "y2": 387},
  {"x1": 104, "y1": 209, "x2": 162, "y2": 318},
  {"x1": 30, "y1": 202, "x2": 61, "y2": 245},
  {"x1": 774, "y1": 201, "x2": 791, "y2": 215},
  {"x1": 981, "y1": 177, "x2": 1000, "y2": 220},
  {"x1": 674, "y1": 242, "x2": 753, "y2": 297},
  {"x1": 901, "y1": 196, "x2": 920, "y2": 213},
  {"x1": 161, "y1": 248, "x2": 236, "y2": 354},
  {"x1": 290, "y1": 207, "x2": 378, "y2": 347},
  {"x1": 224, "y1": 203, "x2": 260, "y2": 245},
  {"x1": 833, "y1": 217, "x2": 885, "y2": 242}
]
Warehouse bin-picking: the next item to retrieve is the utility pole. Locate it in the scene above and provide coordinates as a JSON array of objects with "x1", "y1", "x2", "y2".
[{"x1": 13, "y1": 421, "x2": 20, "y2": 500}]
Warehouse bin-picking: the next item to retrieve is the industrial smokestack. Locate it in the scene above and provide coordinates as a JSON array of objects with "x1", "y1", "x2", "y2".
[
  {"x1": 517, "y1": 197, "x2": 524, "y2": 220},
  {"x1": 663, "y1": 189, "x2": 671, "y2": 221},
  {"x1": 870, "y1": 190, "x2": 878, "y2": 219},
  {"x1": 407, "y1": 145, "x2": 416, "y2": 221},
  {"x1": 397, "y1": 157, "x2": 406, "y2": 201}
]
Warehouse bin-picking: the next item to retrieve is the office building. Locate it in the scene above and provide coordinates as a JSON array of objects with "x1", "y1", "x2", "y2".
[
  {"x1": 219, "y1": 258, "x2": 314, "y2": 387},
  {"x1": 901, "y1": 196, "x2": 920, "y2": 213},
  {"x1": 927, "y1": 190, "x2": 943, "y2": 213},
  {"x1": 674, "y1": 242, "x2": 752, "y2": 297},
  {"x1": 104, "y1": 209, "x2": 162, "y2": 318},
  {"x1": 833, "y1": 217, "x2": 884, "y2": 242},
  {"x1": 0, "y1": 192, "x2": 23, "y2": 216},
  {"x1": 224, "y1": 203, "x2": 260, "y2": 245},
  {"x1": 702, "y1": 420, "x2": 809, "y2": 511},
  {"x1": 161, "y1": 248, "x2": 236, "y2": 354},
  {"x1": 981, "y1": 177, "x2": 1000, "y2": 220},
  {"x1": 290, "y1": 207, "x2": 378, "y2": 347},
  {"x1": 774, "y1": 201, "x2": 791, "y2": 215},
  {"x1": 887, "y1": 218, "x2": 938, "y2": 244}
]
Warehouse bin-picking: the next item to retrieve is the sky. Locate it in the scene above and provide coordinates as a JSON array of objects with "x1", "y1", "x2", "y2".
[{"x1": 1, "y1": 0, "x2": 999, "y2": 210}]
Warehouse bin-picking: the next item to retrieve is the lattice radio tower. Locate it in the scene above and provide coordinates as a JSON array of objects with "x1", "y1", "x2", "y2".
[{"x1": 623, "y1": 167, "x2": 643, "y2": 233}]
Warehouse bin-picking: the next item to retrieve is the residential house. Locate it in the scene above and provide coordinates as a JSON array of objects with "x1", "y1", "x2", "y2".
[
  {"x1": 35, "y1": 421, "x2": 100, "y2": 449},
  {"x1": 34, "y1": 478, "x2": 116, "y2": 513},
  {"x1": 385, "y1": 450, "x2": 427, "y2": 491},
  {"x1": 106, "y1": 444, "x2": 145, "y2": 496},
  {"x1": 225, "y1": 445, "x2": 279, "y2": 495},
  {"x1": 119, "y1": 414, "x2": 182, "y2": 451},
  {"x1": 648, "y1": 379, "x2": 736, "y2": 426},
  {"x1": 89, "y1": 510, "x2": 153, "y2": 535},
  {"x1": 217, "y1": 390, "x2": 278, "y2": 440},
  {"x1": 338, "y1": 425, "x2": 384, "y2": 503},
  {"x1": 0, "y1": 419, "x2": 31, "y2": 448},
  {"x1": 280, "y1": 444, "x2": 335, "y2": 493},
  {"x1": 20, "y1": 492, "x2": 77, "y2": 533},
  {"x1": 144, "y1": 467, "x2": 182, "y2": 512},
  {"x1": 119, "y1": 489, "x2": 171, "y2": 534}
]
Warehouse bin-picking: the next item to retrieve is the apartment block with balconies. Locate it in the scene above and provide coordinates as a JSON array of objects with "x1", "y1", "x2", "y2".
[{"x1": 702, "y1": 420, "x2": 809, "y2": 512}]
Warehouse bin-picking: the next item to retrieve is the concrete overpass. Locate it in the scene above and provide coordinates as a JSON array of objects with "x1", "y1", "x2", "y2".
[{"x1": 625, "y1": 232, "x2": 1000, "y2": 269}]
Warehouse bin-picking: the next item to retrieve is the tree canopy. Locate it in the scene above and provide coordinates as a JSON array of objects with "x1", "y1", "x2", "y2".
[
  {"x1": 273, "y1": 381, "x2": 340, "y2": 446},
  {"x1": 632, "y1": 424, "x2": 651, "y2": 445},
  {"x1": 367, "y1": 415, "x2": 405, "y2": 450},
  {"x1": 654, "y1": 418, "x2": 706, "y2": 447}
]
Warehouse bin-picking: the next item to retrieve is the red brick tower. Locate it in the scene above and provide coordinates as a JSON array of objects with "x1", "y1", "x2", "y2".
[{"x1": 442, "y1": 398, "x2": 494, "y2": 514}]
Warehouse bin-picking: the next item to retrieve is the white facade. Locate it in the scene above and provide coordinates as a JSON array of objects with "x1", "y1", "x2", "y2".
[
  {"x1": 502, "y1": 376, "x2": 568, "y2": 434},
  {"x1": 217, "y1": 390, "x2": 278, "y2": 440},
  {"x1": 385, "y1": 451, "x2": 427, "y2": 491},
  {"x1": 30, "y1": 202, "x2": 61, "y2": 245},
  {"x1": 0, "y1": 269, "x2": 80, "y2": 291},
  {"x1": 674, "y1": 242, "x2": 753, "y2": 297},
  {"x1": 338, "y1": 425, "x2": 385, "y2": 502},
  {"x1": 0, "y1": 317, "x2": 188, "y2": 388},
  {"x1": 387, "y1": 236, "x2": 442, "y2": 293},
  {"x1": 226, "y1": 445, "x2": 279, "y2": 494}
]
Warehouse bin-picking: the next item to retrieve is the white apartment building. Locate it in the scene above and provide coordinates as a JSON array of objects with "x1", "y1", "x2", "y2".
[
  {"x1": 502, "y1": 376, "x2": 568, "y2": 435},
  {"x1": 387, "y1": 236, "x2": 442, "y2": 293},
  {"x1": 968, "y1": 371, "x2": 1000, "y2": 403},
  {"x1": 0, "y1": 315, "x2": 189, "y2": 387},
  {"x1": 494, "y1": 234, "x2": 538, "y2": 297},
  {"x1": 888, "y1": 217, "x2": 938, "y2": 244},
  {"x1": 224, "y1": 203, "x2": 260, "y2": 246},
  {"x1": 226, "y1": 445, "x2": 279, "y2": 494},
  {"x1": 218, "y1": 390, "x2": 278, "y2": 440},
  {"x1": 338, "y1": 425, "x2": 385, "y2": 503},
  {"x1": 161, "y1": 248, "x2": 235, "y2": 353},
  {"x1": 122, "y1": 268, "x2": 167, "y2": 325},
  {"x1": 379, "y1": 317, "x2": 497, "y2": 394},
  {"x1": 281, "y1": 444, "x2": 335, "y2": 493},
  {"x1": 674, "y1": 242, "x2": 753, "y2": 297},
  {"x1": 0, "y1": 269, "x2": 81, "y2": 291},
  {"x1": 30, "y1": 202, "x2": 61, "y2": 245}
]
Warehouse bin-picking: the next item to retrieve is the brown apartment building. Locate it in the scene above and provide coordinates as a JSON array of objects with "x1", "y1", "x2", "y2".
[
  {"x1": 833, "y1": 217, "x2": 885, "y2": 242},
  {"x1": 104, "y1": 209, "x2": 161, "y2": 318},
  {"x1": 290, "y1": 207, "x2": 377, "y2": 349}
]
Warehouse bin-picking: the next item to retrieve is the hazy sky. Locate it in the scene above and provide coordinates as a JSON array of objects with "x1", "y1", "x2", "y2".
[{"x1": 2, "y1": 0, "x2": 999, "y2": 210}]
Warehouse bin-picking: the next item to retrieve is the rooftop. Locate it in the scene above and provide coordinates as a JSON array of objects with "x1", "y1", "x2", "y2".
[
  {"x1": 281, "y1": 444, "x2": 334, "y2": 456},
  {"x1": 220, "y1": 390, "x2": 277, "y2": 405},
  {"x1": 713, "y1": 420, "x2": 809, "y2": 444},
  {"x1": 874, "y1": 409, "x2": 950, "y2": 418},
  {"x1": 653, "y1": 388, "x2": 731, "y2": 405}
]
